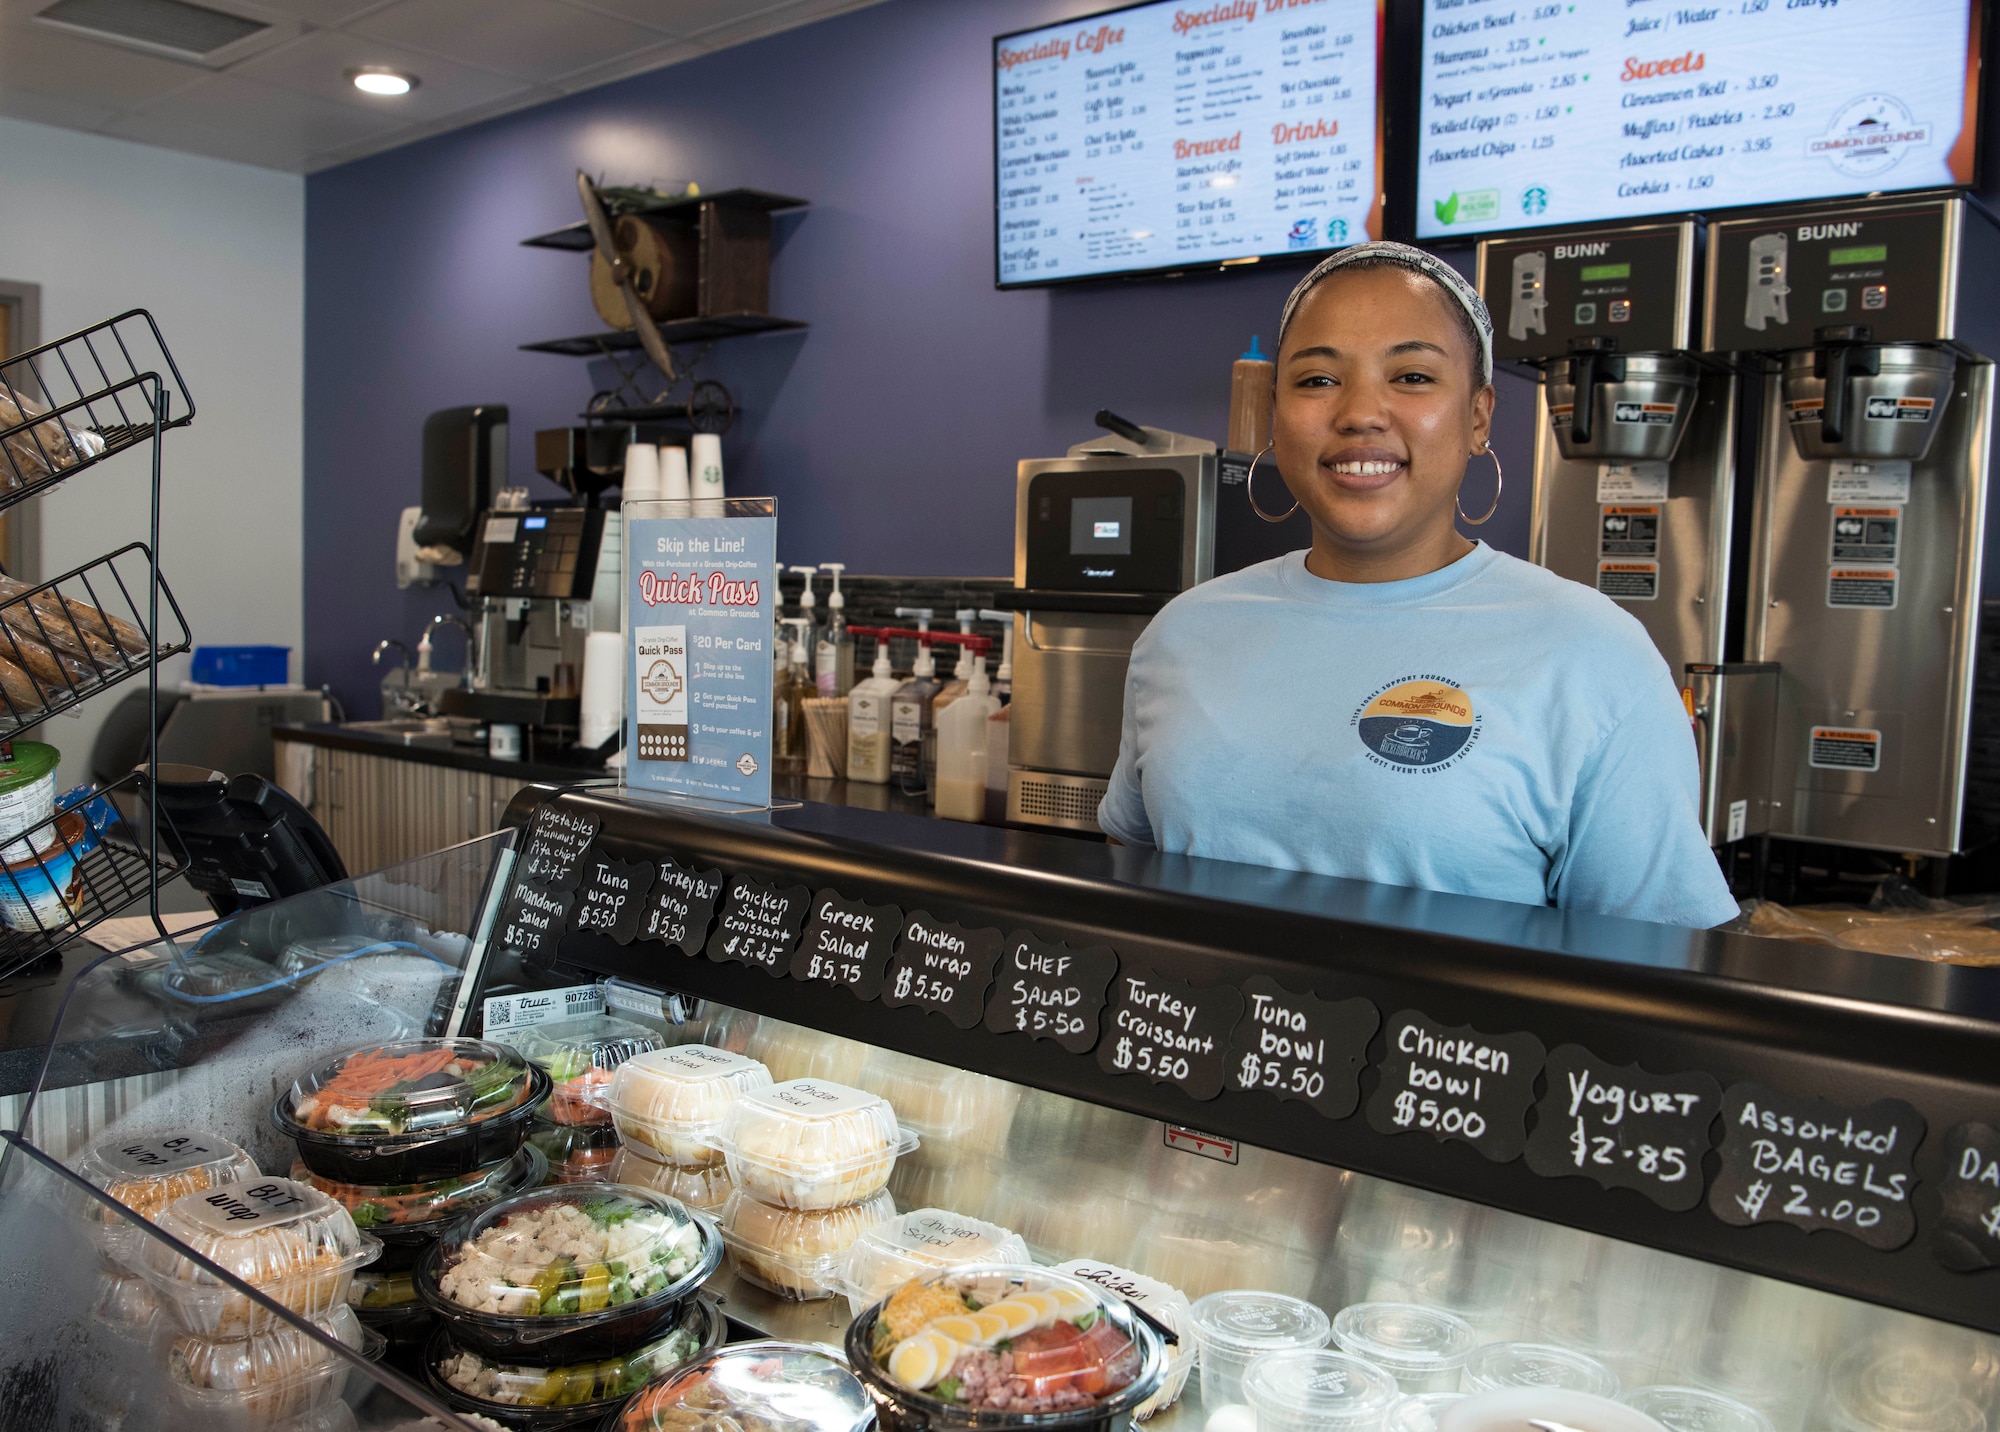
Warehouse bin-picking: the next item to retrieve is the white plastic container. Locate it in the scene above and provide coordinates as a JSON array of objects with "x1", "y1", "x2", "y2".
[
  {"x1": 607, "y1": 1148, "x2": 736, "y2": 1210},
  {"x1": 855, "y1": 1048, "x2": 1020, "y2": 1156},
  {"x1": 1053, "y1": 1259, "x2": 1195, "y2": 1420},
  {"x1": 1242, "y1": 1349, "x2": 1402, "y2": 1432},
  {"x1": 1620, "y1": 1385, "x2": 1775, "y2": 1432},
  {"x1": 713, "y1": 1077, "x2": 918, "y2": 1210},
  {"x1": 1333, "y1": 1302, "x2": 1478, "y2": 1393},
  {"x1": 71, "y1": 1128, "x2": 261, "y2": 1272},
  {"x1": 161, "y1": 1303, "x2": 375, "y2": 1432},
  {"x1": 720, "y1": 1187, "x2": 897, "y2": 1301},
  {"x1": 847, "y1": 645, "x2": 900, "y2": 785},
  {"x1": 933, "y1": 656, "x2": 999, "y2": 823},
  {"x1": 607, "y1": 1044, "x2": 774, "y2": 1167},
  {"x1": 840, "y1": 1209, "x2": 1032, "y2": 1317},
  {"x1": 139, "y1": 1177, "x2": 380, "y2": 1337},
  {"x1": 1460, "y1": 1342, "x2": 1619, "y2": 1399},
  {"x1": 1189, "y1": 1290, "x2": 1332, "y2": 1415}
]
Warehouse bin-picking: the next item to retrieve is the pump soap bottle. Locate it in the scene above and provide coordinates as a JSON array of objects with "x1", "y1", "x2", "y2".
[
  {"x1": 1228, "y1": 335, "x2": 1275, "y2": 455},
  {"x1": 846, "y1": 636, "x2": 899, "y2": 785},
  {"x1": 817, "y1": 563, "x2": 854, "y2": 697},
  {"x1": 775, "y1": 618, "x2": 812, "y2": 773},
  {"x1": 935, "y1": 641, "x2": 999, "y2": 823},
  {"x1": 889, "y1": 638, "x2": 941, "y2": 788}
]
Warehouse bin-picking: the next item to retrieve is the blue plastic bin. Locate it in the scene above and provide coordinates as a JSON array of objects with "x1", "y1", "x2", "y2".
[{"x1": 189, "y1": 645, "x2": 290, "y2": 687}]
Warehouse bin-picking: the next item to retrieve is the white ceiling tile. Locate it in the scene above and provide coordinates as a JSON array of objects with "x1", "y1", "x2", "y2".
[
  {"x1": 121, "y1": 72, "x2": 407, "y2": 154},
  {"x1": 228, "y1": 26, "x2": 531, "y2": 119},
  {"x1": 575, "y1": 0, "x2": 794, "y2": 36},
  {"x1": 350, "y1": 0, "x2": 672, "y2": 82},
  {"x1": 0, "y1": 84, "x2": 122, "y2": 132},
  {"x1": 682, "y1": 0, "x2": 875, "y2": 46},
  {"x1": 227, "y1": 0, "x2": 400, "y2": 22},
  {"x1": 0, "y1": 17, "x2": 207, "y2": 106},
  {"x1": 97, "y1": 104, "x2": 321, "y2": 170},
  {"x1": 545, "y1": 35, "x2": 703, "y2": 93}
]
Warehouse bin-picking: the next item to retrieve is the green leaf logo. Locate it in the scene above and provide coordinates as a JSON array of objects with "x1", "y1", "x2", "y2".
[{"x1": 1436, "y1": 192, "x2": 1461, "y2": 225}]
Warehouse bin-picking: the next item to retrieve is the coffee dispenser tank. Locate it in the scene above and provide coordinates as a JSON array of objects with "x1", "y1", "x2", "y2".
[
  {"x1": 1545, "y1": 349, "x2": 1700, "y2": 462},
  {"x1": 1780, "y1": 336, "x2": 1957, "y2": 461}
]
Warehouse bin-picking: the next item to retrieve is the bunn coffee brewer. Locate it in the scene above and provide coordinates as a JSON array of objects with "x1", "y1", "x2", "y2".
[
  {"x1": 994, "y1": 411, "x2": 1216, "y2": 833},
  {"x1": 1707, "y1": 193, "x2": 2000, "y2": 857}
]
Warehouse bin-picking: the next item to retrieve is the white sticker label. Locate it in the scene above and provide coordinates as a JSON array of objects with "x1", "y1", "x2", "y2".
[
  {"x1": 1597, "y1": 461, "x2": 1670, "y2": 503},
  {"x1": 604, "y1": 982, "x2": 668, "y2": 1020},
  {"x1": 174, "y1": 1179, "x2": 319, "y2": 1233},
  {"x1": 231, "y1": 878, "x2": 271, "y2": 900},
  {"x1": 1828, "y1": 460, "x2": 1912, "y2": 504},
  {"x1": 1830, "y1": 507, "x2": 1901, "y2": 566},
  {"x1": 1056, "y1": 1259, "x2": 1184, "y2": 1315},
  {"x1": 902, "y1": 1212, "x2": 1003, "y2": 1254},
  {"x1": 1726, "y1": 799, "x2": 1748, "y2": 844},
  {"x1": 1809, "y1": 726, "x2": 1882, "y2": 772},
  {"x1": 101, "y1": 1132, "x2": 232, "y2": 1178},
  {"x1": 1598, "y1": 560, "x2": 1660, "y2": 601},
  {"x1": 626, "y1": 1044, "x2": 760, "y2": 1083},
  {"x1": 483, "y1": 516, "x2": 520, "y2": 544},
  {"x1": 762, "y1": 1077, "x2": 878, "y2": 1116},
  {"x1": 1828, "y1": 567, "x2": 1899, "y2": 609},
  {"x1": 482, "y1": 983, "x2": 604, "y2": 1033}
]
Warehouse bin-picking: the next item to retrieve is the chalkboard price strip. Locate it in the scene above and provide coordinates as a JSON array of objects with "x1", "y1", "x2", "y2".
[
  {"x1": 569, "y1": 850, "x2": 656, "y2": 944},
  {"x1": 984, "y1": 931, "x2": 1118, "y2": 1055},
  {"x1": 1932, "y1": 1121, "x2": 2000, "y2": 1272},
  {"x1": 1708, "y1": 1082, "x2": 1924, "y2": 1251},
  {"x1": 636, "y1": 858, "x2": 724, "y2": 956},
  {"x1": 1364, "y1": 1011, "x2": 1545, "y2": 1163},
  {"x1": 704, "y1": 875, "x2": 811, "y2": 976},
  {"x1": 1522, "y1": 1045, "x2": 1721, "y2": 1212},
  {"x1": 789, "y1": 890, "x2": 905, "y2": 1000},
  {"x1": 517, "y1": 806, "x2": 600, "y2": 890},
  {"x1": 1226, "y1": 974, "x2": 1379, "y2": 1120},
  {"x1": 493, "y1": 879, "x2": 573, "y2": 968},
  {"x1": 879, "y1": 911, "x2": 1003, "y2": 1029},
  {"x1": 1097, "y1": 966, "x2": 1243, "y2": 1101}
]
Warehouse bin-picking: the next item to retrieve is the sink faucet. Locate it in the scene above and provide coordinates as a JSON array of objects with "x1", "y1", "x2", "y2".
[
  {"x1": 427, "y1": 614, "x2": 478, "y2": 689},
  {"x1": 371, "y1": 638, "x2": 411, "y2": 671},
  {"x1": 372, "y1": 638, "x2": 422, "y2": 718}
]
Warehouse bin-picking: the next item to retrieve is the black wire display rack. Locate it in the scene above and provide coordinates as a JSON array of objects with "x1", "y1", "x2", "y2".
[{"x1": 0, "y1": 309, "x2": 194, "y2": 979}]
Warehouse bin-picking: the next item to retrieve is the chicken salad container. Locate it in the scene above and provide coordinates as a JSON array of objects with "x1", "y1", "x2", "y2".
[
  {"x1": 416, "y1": 1184, "x2": 721, "y2": 1362},
  {"x1": 607, "y1": 1045, "x2": 774, "y2": 1168},
  {"x1": 842, "y1": 1210, "x2": 1032, "y2": 1319},
  {"x1": 713, "y1": 1077, "x2": 916, "y2": 1211},
  {"x1": 275, "y1": 1038, "x2": 549, "y2": 1184},
  {"x1": 720, "y1": 1187, "x2": 897, "y2": 1302}
]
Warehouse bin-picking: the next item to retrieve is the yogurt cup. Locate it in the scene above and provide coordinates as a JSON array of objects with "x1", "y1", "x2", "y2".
[
  {"x1": 0, "y1": 740, "x2": 60, "y2": 860},
  {"x1": 1460, "y1": 1342, "x2": 1620, "y2": 1399},
  {"x1": 1243, "y1": 1349, "x2": 1403, "y2": 1432},
  {"x1": 1620, "y1": 1385, "x2": 1775, "y2": 1432},
  {"x1": 0, "y1": 808, "x2": 88, "y2": 934},
  {"x1": 1188, "y1": 1290, "x2": 1332, "y2": 1414},
  {"x1": 1333, "y1": 1302, "x2": 1478, "y2": 1393}
]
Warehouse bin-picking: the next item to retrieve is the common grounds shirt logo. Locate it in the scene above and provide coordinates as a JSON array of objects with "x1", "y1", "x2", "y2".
[{"x1": 1354, "y1": 677, "x2": 1481, "y2": 772}]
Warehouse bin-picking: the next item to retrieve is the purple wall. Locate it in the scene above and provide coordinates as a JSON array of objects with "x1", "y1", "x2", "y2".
[{"x1": 303, "y1": 0, "x2": 1533, "y2": 713}]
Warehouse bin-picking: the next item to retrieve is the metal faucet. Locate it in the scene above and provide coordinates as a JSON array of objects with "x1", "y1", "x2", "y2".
[
  {"x1": 428, "y1": 613, "x2": 478, "y2": 689},
  {"x1": 371, "y1": 638, "x2": 411, "y2": 671}
]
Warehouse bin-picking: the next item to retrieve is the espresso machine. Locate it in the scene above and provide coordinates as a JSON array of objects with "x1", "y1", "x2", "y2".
[
  {"x1": 1707, "y1": 193, "x2": 2000, "y2": 858},
  {"x1": 998, "y1": 412, "x2": 1216, "y2": 833},
  {"x1": 1477, "y1": 221, "x2": 1740, "y2": 688}
]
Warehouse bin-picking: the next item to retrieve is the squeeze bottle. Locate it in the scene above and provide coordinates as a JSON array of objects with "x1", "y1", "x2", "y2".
[
  {"x1": 935, "y1": 649, "x2": 999, "y2": 823},
  {"x1": 890, "y1": 639, "x2": 940, "y2": 785},
  {"x1": 818, "y1": 563, "x2": 854, "y2": 697},
  {"x1": 1228, "y1": 335, "x2": 1275, "y2": 455},
  {"x1": 846, "y1": 639, "x2": 899, "y2": 785}
]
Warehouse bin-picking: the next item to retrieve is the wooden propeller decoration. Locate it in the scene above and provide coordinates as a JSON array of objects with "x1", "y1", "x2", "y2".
[{"x1": 577, "y1": 171, "x2": 677, "y2": 388}]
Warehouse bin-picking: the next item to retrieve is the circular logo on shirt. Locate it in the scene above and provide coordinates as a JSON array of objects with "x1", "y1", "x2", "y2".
[{"x1": 1354, "y1": 677, "x2": 1480, "y2": 772}]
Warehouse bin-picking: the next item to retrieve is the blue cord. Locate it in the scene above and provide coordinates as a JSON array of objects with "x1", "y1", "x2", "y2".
[{"x1": 160, "y1": 939, "x2": 450, "y2": 1004}]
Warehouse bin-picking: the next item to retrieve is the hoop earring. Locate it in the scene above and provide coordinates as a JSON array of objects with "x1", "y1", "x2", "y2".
[
  {"x1": 1245, "y1": 444, "x2": 1299, "y2": 523},
  {"x1": 1456, "y1": 446, "x2": 1503, "y2": 526}
]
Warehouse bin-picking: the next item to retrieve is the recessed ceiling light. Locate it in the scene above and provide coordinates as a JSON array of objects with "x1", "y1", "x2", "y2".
[{"x1": 349, "y1": 67, "x2": 416, "y2": 96}]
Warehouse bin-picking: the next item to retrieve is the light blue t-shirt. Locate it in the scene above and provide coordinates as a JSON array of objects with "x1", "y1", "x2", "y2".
[{"x1": 1098, "y1": 544, "x2": 1739, "y2": 929}]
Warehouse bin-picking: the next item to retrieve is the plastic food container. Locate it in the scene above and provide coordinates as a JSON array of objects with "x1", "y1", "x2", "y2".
[
  {"x1": 613, "y1": 1339, "x2": 874, "y2": 1432},
  {"x1": 293, "y1": 1144, "x2": 545, "y2": 1256},
  {"x1": 1460, "y1": 1343, "x2": 1620, "y2": 1399},
  {"x1": 1051, "y1": 1261, "x2": 1193, "y2": 1421},
  {"x1": 846, "y1": 1263, "x2": 1166, "y2": 1432},
  {"x1": 1823, "y1": 1343, "x2": 1990, "y2": 1432},
  {"x1": 607, "y1": 1045, "x2": 773, "y2": 1168},
  {"x1": 714, "y1": 1077, "x2": 916, "y2": 1211},
  {"x1": 747, "y1": 1018, "x2": 872, "y2": 1086},
  {"x1": 1243, "y1": 1349, "x2": 1403, "y2": 1432},
  {"x1": 530, "y1": 1112, "x2": 622, "y2": 1184},
  {"x1": 416, "y1": 1184, "x2": 721, "y2": 1363},
  {"x1": 505, "y1": 1016, "x2": 671, "y2": 1128},
  {"x1": 348, "y1": 1265, "x2": 436, "y2": 1351},
  {"x1": 425, "y1": 1293, "x2": 725, "y2": 1432},
  {"x1": 0, "y1": 808, "x2": 90, "y2": 933},
  {"x1": 1621, "y1": 1385, "x2": 1775, "y2": 1432},
  {"x1": 275, "y1": 1038, "x2": 549, "y2": 1184},
  {"x1": 843, "y1": 1209, "x2": 1033, "y2": 1318},
  {"x1": 605, "y1": 1149, "x2": 734, "y2": 1210},
  {"x1": 91, "y1": 1267, "x2": 158, "y2": 1335},
  {"x1": 1189, "y1": 1290, "x2": 1331, "y2": 1413},
  {"x1": 1438, "y1": 1388, "x2": 1667, "y2": 1432},
  {"x1": 162, "y1": 1300, "x2": 379, "y2": 1432},
  {"x1": 857, "y1": 1049, "x2": 1021, "y2": 1157},
  {"x1": 139, "y1": 1176, "x2": 381, "y2": 1337},
  {"x1": 720, "y1": 1187, "x2": 896, "y2": 1301},
  {"x1": 1332, "y1": 1302, "x2": 1477, "y2": 1393},
  {"x1": 72, "y1": 1127, "x2": 261, "y2": 1271},
  {"x1": 1386, "y1": 1393, "x2": 1467, "y2": 1431}
]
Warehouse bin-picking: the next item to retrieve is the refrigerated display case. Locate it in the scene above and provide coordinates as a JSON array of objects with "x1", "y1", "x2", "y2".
[{"x1": 5, "y1": 788, "x2": 1999, "y2": 1432}]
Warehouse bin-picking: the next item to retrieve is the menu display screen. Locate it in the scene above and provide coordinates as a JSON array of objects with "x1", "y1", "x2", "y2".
[
  {"x1": 1415, "y1": 0, "x2": 1980, "y2": 240},
  {"x1": 994, "y1": 0, "x2": 1384, "y2": 287}
]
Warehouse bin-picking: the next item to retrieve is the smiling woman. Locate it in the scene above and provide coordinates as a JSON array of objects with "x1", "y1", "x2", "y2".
[{"x1": 1097, "y1": 241, "x2": 1738, "y2": 930}]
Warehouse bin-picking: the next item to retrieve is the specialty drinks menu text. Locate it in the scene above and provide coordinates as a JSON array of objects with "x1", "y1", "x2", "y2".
[
  {"x1": 996, "y1": 0, "x2": 1382, "y2": 284},
  {"x1": 1416, "y1": 0, "x2": 1976, "y2": 239}
]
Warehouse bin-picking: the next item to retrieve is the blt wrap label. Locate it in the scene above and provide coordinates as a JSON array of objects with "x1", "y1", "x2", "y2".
[
  {"x1": 1365, "y1": 1011, "x2": 1545, "y2": 1162},
  {"x1": 984, "y1": 931, "x2": 1118, "y2": 1055},
  {"x1": 1523, "y1": 1045, "x2": 1721, "y2": 1211},
  {"x1": 789, "y1": 890, "x2": 904, "y2": 999},
  {"x1": 518, "y1": 807, "x2": 599, "y2": 889},
  {"x1": 638, "y1": 858, "x2": 724, "y2": 956},
  {"x1": 1227, "y1": 975, "x2": 1379, "y2": 1120},
  {"x1": 704, "y1": 874, "x2": 810, "y2": 975},
  {"x1": 570, "y1": 851, "x2": 654, "y2": 944},
  {"x1": 1098, "y1": 967, "x2": 1243, "y2": 1101},
  {"x1": 1709, "y1": 1083, "x2": 1923, "y2": 1251},
  {"x1": 880, "y1": 912, "x2": 1003, "y2": 1028},
  {"x1": 1932, "y1": 1121, "x2": 2000, "y2": 1273}
]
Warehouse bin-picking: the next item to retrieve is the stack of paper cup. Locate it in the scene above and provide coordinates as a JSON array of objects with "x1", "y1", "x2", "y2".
[
  {"x1": 659, "y1": 446, "x2": 691, "y2": 503},
  {"x1": 691, "y1": 434, "x2": 724, "y2": 515},
  {"x1": 580, "y1": 631, "x2": 624, "y2": 750},
  {"x1": 623, "y1": 441, "x2": 663, "y2": 502}
]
